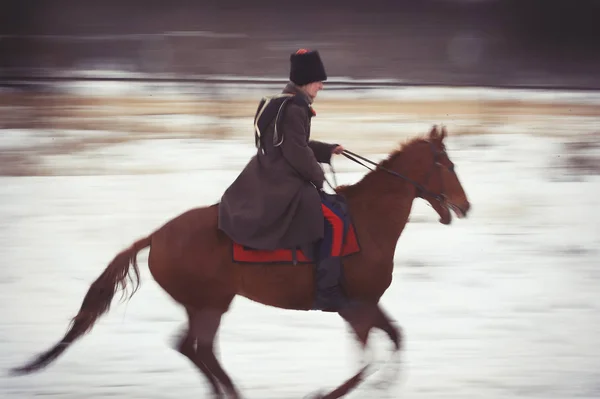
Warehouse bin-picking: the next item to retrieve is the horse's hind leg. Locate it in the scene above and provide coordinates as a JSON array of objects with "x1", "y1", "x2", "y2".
[
  {"x1": 188, "y1": 306, "x2": 241, "y2": 399},
  {"x1": 173, "y1": 315, "x2": 223, "y2": 398}
]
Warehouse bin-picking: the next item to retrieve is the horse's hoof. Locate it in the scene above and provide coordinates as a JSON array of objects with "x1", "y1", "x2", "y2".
[{"x1": 371, "y1": 378, "x2": 393, "y2": 390}]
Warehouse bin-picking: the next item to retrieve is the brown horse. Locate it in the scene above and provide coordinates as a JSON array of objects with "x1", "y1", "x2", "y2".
[{"x1": 11, "y1": 125, "x2": 470, "y2": 398}]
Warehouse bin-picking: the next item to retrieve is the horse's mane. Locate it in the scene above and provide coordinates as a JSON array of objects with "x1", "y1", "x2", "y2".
[{"x1": 336, "y1": 134, "x2": 429, "y2": 196}]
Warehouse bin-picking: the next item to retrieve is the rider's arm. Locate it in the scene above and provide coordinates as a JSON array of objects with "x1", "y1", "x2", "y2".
[
  {"x1": 308, "y1": 140, "x2": 338, "y2": 165},
  {"x1": 280, "y1": 104, "x2": 326, "y2": 189}
]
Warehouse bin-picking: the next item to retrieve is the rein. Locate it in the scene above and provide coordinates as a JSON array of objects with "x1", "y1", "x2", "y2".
[{"x1": 325, "y1": 148, "x2": 446, "y2": 203}]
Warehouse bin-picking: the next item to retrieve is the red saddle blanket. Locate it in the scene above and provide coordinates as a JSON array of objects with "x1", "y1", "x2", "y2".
[{"x1": 232, "y1": 223, "x2": 361, "y2": 264}]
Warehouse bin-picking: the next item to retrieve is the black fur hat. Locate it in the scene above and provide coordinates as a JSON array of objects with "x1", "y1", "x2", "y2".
[{"x1": 289, "y1": 49, "x2": 327, "y2": 86}]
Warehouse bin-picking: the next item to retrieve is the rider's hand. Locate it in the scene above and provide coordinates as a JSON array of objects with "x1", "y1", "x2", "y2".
[{"x1": 332, "y1": 145, "x2": 344, "y2": 155}]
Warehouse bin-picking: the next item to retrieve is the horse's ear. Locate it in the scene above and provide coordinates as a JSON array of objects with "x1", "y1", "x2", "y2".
[
  {"x1": 428, "y1": 125, "x2": 439, "y2": 140},
  {"x1": 441, "y1": 125, "x2": 448, "y2": 140}
]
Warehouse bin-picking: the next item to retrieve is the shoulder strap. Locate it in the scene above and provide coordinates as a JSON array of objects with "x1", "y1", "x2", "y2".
[
  {"x1": 273, "y1": 94, "x2": 315, "y2": 148},
  {"x1": 253, "y1": 93, "x2": 294, "y2": 154},
  {"x1": 253, "y1": 97, "x2": 267, "y2": 150},
  {"x1": 273, "y1": 96, "x2": 295, "y2": 148}
]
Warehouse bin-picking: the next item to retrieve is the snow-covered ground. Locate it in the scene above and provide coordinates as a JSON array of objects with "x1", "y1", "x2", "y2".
[{"x1": 1, "y1": 86, "x2": 600, "y2": 398}]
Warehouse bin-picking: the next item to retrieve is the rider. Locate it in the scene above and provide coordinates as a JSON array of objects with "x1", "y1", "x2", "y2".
[{"x1": 218, "y1": 49, "x2": 349, "y2": 311}]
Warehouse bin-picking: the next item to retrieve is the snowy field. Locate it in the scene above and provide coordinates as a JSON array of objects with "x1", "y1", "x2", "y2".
[{"x1": 1, "y1": 85, "x2": 600, "y2": 398}]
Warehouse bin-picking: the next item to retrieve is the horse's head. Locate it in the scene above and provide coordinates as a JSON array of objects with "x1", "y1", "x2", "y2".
[
  {"x1": 339, "y1": 125, "x2": 470, "y2": 225},
  {"x1": 414, "y1": 125, "x2": 470, "y2": 225}
]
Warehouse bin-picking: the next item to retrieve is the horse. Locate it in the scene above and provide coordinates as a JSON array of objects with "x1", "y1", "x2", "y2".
[{"x1": 10, "y1": 125, "x2": 471, "y2": 398}]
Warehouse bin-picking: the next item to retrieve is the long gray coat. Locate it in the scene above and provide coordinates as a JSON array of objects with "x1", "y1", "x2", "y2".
[{"x1": 218, "y1": 83, "x2": 337, "y2": 250}]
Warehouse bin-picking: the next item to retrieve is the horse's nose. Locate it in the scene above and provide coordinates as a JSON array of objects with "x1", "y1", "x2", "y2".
[{"x1": 462, "y1": 201, "x2": 471, "y2": 216}]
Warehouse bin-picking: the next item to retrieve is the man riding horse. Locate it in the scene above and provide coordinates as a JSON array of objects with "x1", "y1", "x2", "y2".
[{"x1": 218, "y1": 49, "x2": 349, "y2": 311}]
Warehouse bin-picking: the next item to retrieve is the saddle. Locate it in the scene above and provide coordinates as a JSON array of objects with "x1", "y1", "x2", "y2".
[
  {"x1": 231, "y1": 192, "x2": 360, "y2": 265},
  {"x1": 231, "y1": 223, "x2": 360, "y2": 265}
]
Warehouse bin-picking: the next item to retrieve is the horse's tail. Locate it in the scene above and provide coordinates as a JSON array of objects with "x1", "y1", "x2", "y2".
[{"x1": 10, "y1": 235, "x2": 152, "y2": 376}]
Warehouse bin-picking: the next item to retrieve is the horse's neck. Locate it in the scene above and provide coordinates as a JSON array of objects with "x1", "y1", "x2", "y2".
[{"x1": 345, "y1": 173, "x2": 418, "y2": 257}]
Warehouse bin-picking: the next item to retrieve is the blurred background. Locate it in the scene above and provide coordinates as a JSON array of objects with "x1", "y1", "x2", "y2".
[
  {"x1": 1, "y1": 1, "x2": 599, "y2": 398},
  {"x1": 1, "y1": 0, "x2": 599, "y2": 174},
  {"x1": 2, "y1": 0, "x2": 600, "y2": 85}
]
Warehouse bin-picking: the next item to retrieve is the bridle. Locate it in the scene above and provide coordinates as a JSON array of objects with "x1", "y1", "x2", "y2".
[{"x1": 327, "y1": 142, "x2": 454, "y2": 205}]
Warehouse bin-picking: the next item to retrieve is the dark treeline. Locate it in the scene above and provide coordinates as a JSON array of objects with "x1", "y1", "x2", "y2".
[{"x1": 2, "y1": 0, "x2": 599, "y2": 88}]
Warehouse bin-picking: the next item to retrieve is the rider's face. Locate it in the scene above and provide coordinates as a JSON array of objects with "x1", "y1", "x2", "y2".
[{"x1": 303, "y1": 81, "x2": 324, "y2": 99}]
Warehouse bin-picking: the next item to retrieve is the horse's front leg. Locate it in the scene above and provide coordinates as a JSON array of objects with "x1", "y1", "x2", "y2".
[
  {"x1": 368, "y1": 304, "x2": 404, "y2": 390},
  {"x1": 304, "y1": 303, "x2": 378, "y2": 399},
  {"x1": 373, "y1": 304, "x2": 403, "y2": 351}
]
